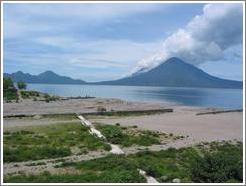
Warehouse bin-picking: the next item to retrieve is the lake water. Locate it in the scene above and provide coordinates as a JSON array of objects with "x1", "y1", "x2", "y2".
[{"x1": 27, "y1": 84, "x2": 243, "y2": 109}]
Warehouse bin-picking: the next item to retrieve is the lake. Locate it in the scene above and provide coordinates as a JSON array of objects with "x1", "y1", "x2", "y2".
[{"x1": 27, "y1": 84, "x2": 243, "y2": 109}]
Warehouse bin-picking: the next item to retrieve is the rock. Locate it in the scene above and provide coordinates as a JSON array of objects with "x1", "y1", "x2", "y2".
[
  {"x1": 172, "y1": 178, "x2": 181, "y2": 183},
  {"x1": 159, "y1": 175, "x2": 168, "y2": 182},
  {"x1": 33, "y1": 115, "x2": 42, "y2": 119}
]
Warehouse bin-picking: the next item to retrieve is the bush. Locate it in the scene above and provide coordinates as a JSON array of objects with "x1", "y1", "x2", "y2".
[
  {"x1": 17, "y1": 81, "x2": 27, "y2": 90},
  {"x1": 191, "y1": 144, "x2": 243, "y2": 183},
  {"x1": 3, "y1": 77, "x2": 14, "y2": 90},
  {"x1": 3, "y1": 77, "x2": 18, "y2": 101},
  {"x1": 97, "y1": 106, "x2": 107, "y2": 112},
  {"x1": 4, "y1": 145, "x2": 71, "y2": 162},
  {"x1": 99, "y1": 125, "x2": 124, "y2": 144}
]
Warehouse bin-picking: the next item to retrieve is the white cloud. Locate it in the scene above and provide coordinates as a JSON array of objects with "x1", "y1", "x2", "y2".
[{"x1": 134, "y1": 3, "x2": 243, "y2": 73}]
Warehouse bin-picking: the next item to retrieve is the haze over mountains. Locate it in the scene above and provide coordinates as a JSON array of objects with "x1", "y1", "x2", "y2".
[{"x1": 4, "y1": 57, "x2": 243, "y2": 89}]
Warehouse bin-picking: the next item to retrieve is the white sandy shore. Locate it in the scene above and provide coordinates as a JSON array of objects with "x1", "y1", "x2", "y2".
[{"x1": 90, "y1": 106, "x2": 243, "y2": 144}]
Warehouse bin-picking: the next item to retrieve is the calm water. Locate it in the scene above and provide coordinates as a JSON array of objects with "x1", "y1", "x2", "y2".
[{"x1": 27, "y1": 84, "x2": 243, "y2": 109}]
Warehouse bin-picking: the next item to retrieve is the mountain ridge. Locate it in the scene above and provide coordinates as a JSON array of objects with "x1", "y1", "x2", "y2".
[
  {"x1": 4, "y1": 70, "x2": 86, "y2": 85},
  {"x1": 4, "y1": 57, "x2": 243, "y2": 88}
]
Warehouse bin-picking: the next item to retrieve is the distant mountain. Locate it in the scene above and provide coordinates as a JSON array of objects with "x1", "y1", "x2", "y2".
[
  {"x1": 4, "y1": 71, "x2": 86, "y2": 84},
  {"x1": 94, "y1": 57, "x2": 243, "y2": 89}
]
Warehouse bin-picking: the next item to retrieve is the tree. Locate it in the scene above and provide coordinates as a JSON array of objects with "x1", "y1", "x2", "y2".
[
  {"x1": 17, "y1": 81, "x2": 27, "y2": 90},
  {"x1": 3, "y1": 77, "x2": 14, "y2": 90}
]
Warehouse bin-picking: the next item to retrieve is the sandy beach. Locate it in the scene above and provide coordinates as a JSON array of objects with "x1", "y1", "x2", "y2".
[
  {"x1": 90, "y1": 106, "x2": 243, "y2": 144},
  {"x1": 3, "y1": 98, "x2": 243, "y2": 144},
  {"x1": 3, "y1": 98, "x2": 170, "y2": 116}
]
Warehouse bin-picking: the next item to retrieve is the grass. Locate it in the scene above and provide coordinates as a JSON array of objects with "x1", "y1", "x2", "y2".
[
  {"x1": 42, "y1": 113, "x2": 77, "y2": 121},
  {"x1": 95, "y1": 124, "x2": 164, "y2": 147},
  {"x1": 128, "y1": 141, "x2": 243, "y2": 183},
  {"x1": 20, "y1": 91, "x2": 40, "y2": 99},
  {"x1": 5, "y1": 155, "x2": 146, "y2": 183},
  {"x1": 4, "y1": 142, "x2": 242, "y2": 183},
  {"x1": 4, "y1": 122, "x2": 110, "y2": 162},
  {"x1": 85, "y1": 109, "x2": 173, "y2": 118},
  {"x1": 4, "y1": 88, "x2": 18, "y2": 101}
]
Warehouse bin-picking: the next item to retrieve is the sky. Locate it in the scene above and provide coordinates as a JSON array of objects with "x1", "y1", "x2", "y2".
[{"x1": 3, "y1": 2, "x2": 243, "y2": 82}]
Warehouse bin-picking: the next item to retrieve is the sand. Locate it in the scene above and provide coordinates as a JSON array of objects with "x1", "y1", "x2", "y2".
[
  {"x1": 3, "y1": 98, "x2": 243, "y2": 144},
  {"x1": 3, "y1": 98, "x2": 168, "y2": 116},
  {"x1": 90, "y1": 106, "x2": 243, "y2": 143}
]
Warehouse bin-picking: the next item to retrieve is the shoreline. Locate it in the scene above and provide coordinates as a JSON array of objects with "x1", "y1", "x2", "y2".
[
  {"x1": 3, "y1": 96, "x2": 243, "y2": 143},
  {"x1": 4, "y1": 94, "x2": 242, "y2": 116}
]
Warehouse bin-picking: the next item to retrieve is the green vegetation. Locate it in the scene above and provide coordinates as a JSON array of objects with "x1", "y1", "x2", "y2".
[
  {"x1": 128, "y1": 141, "x2": 243, "y2": 183},
  {"x1": 191, "y1": 142, "x2": 243, "y2": 183},
  {"x1": 17, "y1": 81, "x2": 27, "y2": 90},
  {"x1": 20, "y1": 91, "x2": 40, "y2": 99},
  {"x1": 95, "y1": 124, "x2": 171, "y2": 147},
  {"x1": 85, "y1": 109, "x2": 173, "y2": 118},
  {"x1": 5, "y1": 155, "x2": 146, "y2": 183},
  {"x1": 5, "y1": 142, "x2": 242, "y2": 183},
  {"x1": 4, "y1": 122, "x2": 110, "y2": 162},
  {"x1": 97, "y1": 106, "x2": 107, "y2": 112},
  {"x1": 44, "y1": 94, "x2": 60, "y2": 102},
  {"x1": 3, "y1": 77, "x2": 18, "y2": 101},
  {"x1": 42, "y1": 113, "x2": 77, "y2": 120}
]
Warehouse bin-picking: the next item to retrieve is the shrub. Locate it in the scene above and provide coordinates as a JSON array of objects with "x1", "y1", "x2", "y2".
[
  {"x1": 99, "y1": 125, "x2": 124, "y2": 144},
  {"x1": 3, "y1": 77, "x2": 18, "y2": 101},
  {"x1": 17, "y1": 81, "x2": 27, "y2": 90},
  {"x1": 97, "y1": 106, "x2": 107, "y2": 112},
  {"x1": 191, "y1": 145, "x2": 243, "y2": 183},
  {"x1": 3, "y1": 77, "x2": 14, "y2": 90}
]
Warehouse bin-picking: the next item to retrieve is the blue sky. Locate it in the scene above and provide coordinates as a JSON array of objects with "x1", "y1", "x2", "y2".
[{"x1": 3, "y1": 3, "x2": 243, "y2": 82}]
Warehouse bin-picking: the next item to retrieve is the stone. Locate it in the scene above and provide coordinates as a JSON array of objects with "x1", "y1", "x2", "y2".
[
  {"x1": 33, "y1": 115, "x2": 41, "y2": 119},
  {"x1": 159, "y1": 175, "x2": 168, "y2": 182},
  {"x1": 172, "y1": 178, "x2": 181, "y2": 183}
]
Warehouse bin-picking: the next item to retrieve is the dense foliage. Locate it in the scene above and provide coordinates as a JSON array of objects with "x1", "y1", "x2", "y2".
[
  {"x1": 17, "y1": 81, "x2": 27, "y2": 90},
  {"x1": 191, "y1": 142, "x2": 243, "y2": 183},
  {"x1": 96, "y1": 124, "x2": 161, "y2": 147},
  {"x1": 3, "y1": 77, "x2": 18, "y2": 101}
]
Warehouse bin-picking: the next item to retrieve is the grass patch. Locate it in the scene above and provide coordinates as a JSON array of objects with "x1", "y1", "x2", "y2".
[
  {"x1": 5, "y1": 142, "x2": 242, "y2": 183},
  {"x1": 128, "y1": 141, "x2": 243, "y2": 183},
  {"x1": 85, "y1": 109, "x2": 173, "y2": 118},
  {"x1": 4, "y1": 88, "x2": 18, "y2": 101},
  {"x1": 4, "y1": 122, "x2": 109, "y2": 162},
  {"x1": 5, "y1": 155, "x2": 146, "y2": 183},
  {"x1": 95, "y1": 124, "x2": 168, "y2": 147},
  {"x1": 20, "y1": 91, "x2": 40, "y2": 99},
  {"x1": 42, "y1": 113, "x2": 77, "y2": 121}
]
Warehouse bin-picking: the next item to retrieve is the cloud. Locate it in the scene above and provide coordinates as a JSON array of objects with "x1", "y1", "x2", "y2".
[
  {"x1": 134, "y1": 3, "x2": 243, "y2": 72},
  {"x1": 3, "y1": 3, "x2": 163, "y2": 39}
]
